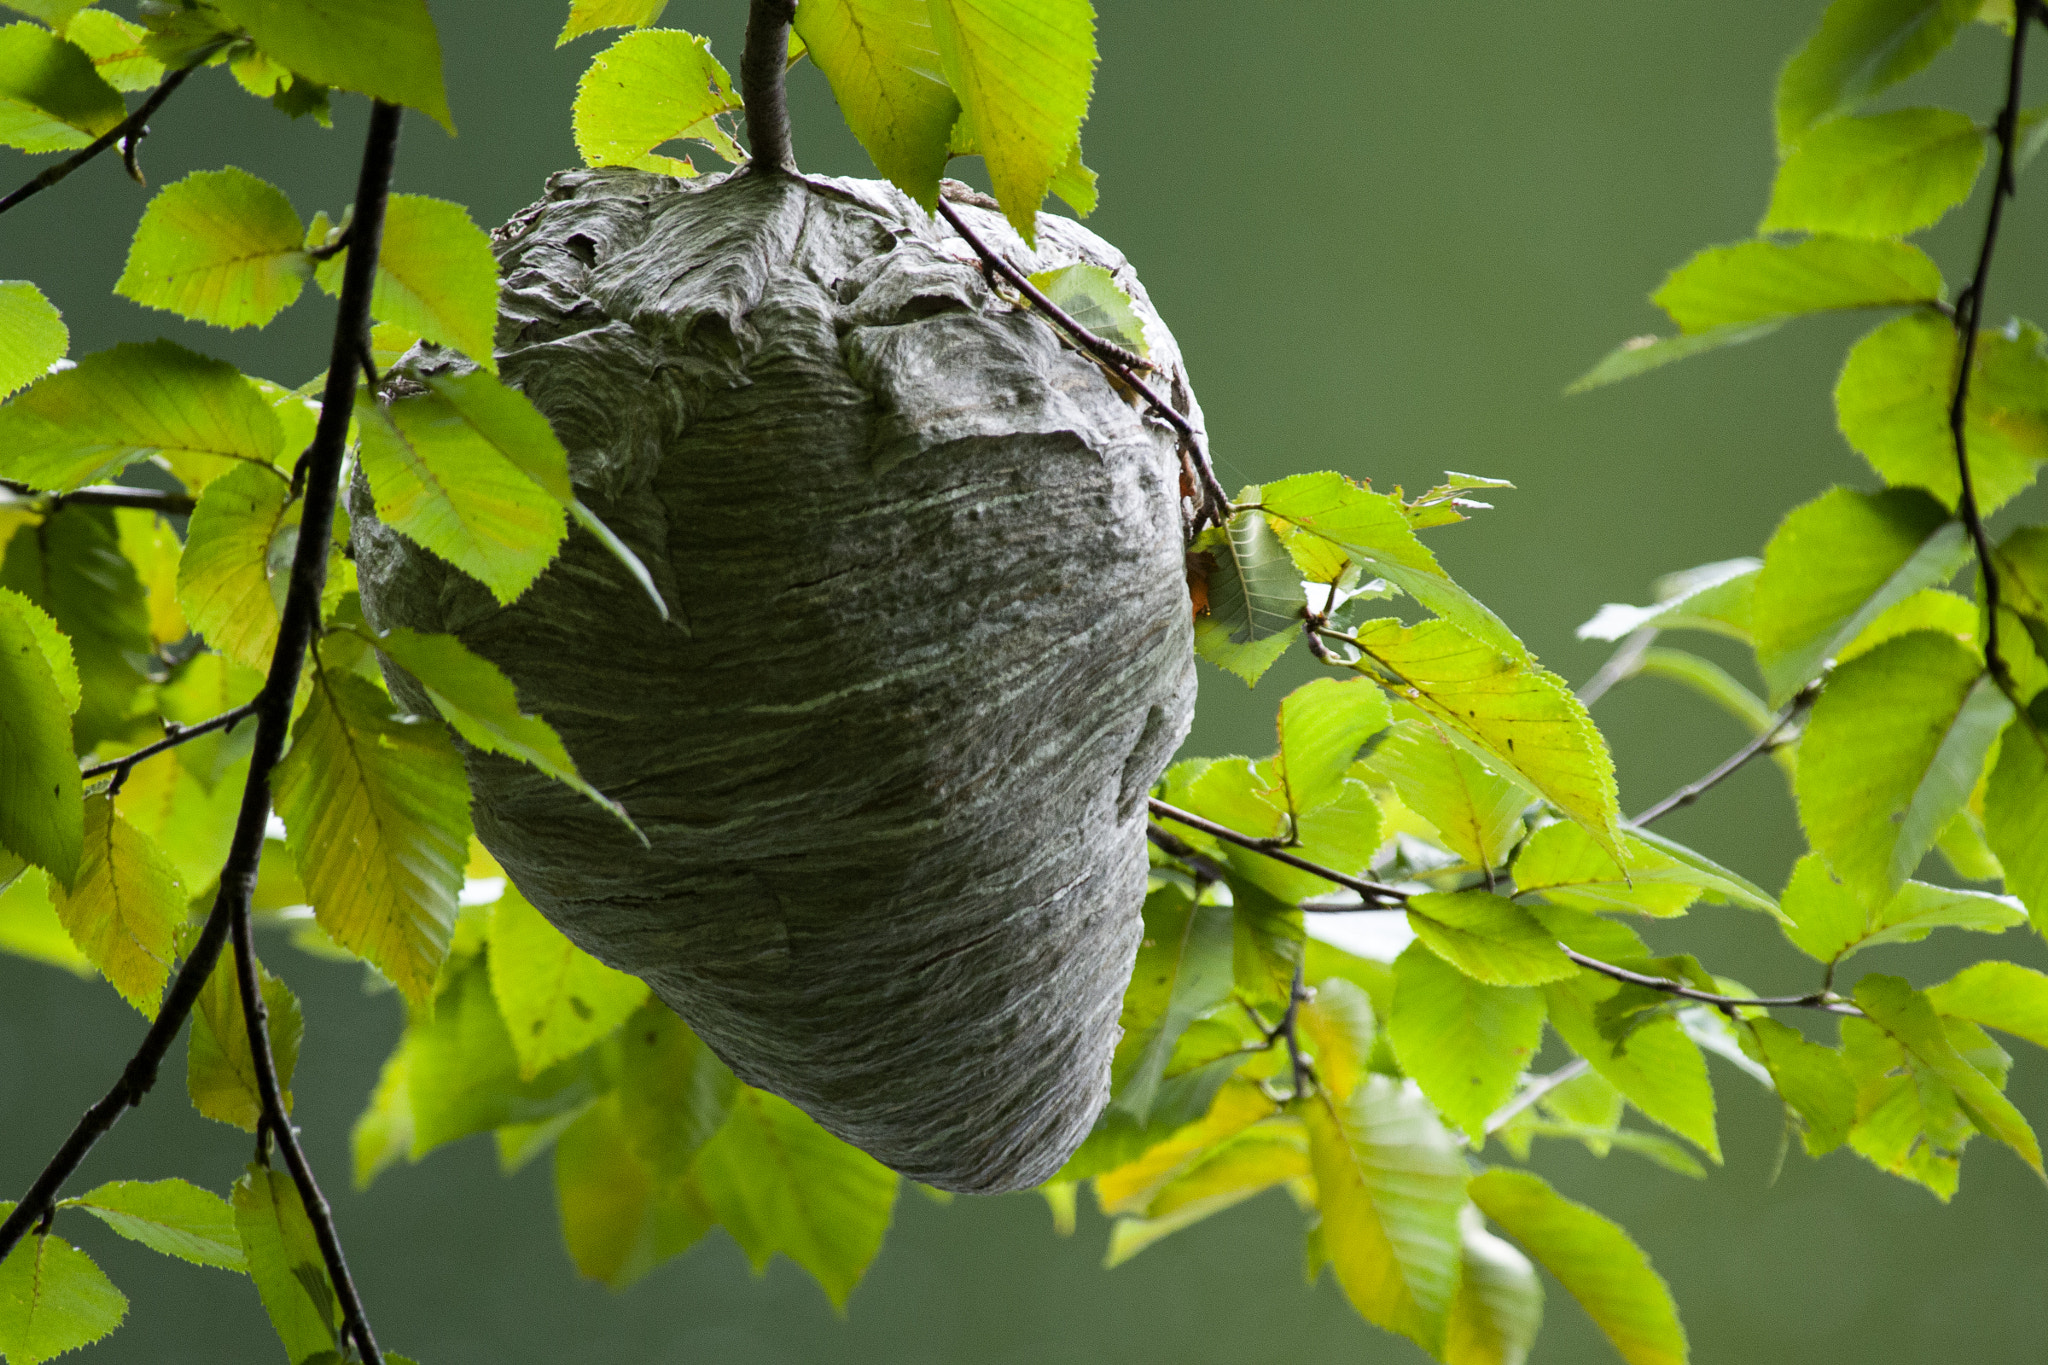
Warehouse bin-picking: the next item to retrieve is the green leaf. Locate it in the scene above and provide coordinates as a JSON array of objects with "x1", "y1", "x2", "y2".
[
  {"x1": 1762, "y1": 107, "x2": 1983, "y2": 237},
  {"x1": 1566, "y1": 320, "x2": 1787, "y2": 393},
  {"x1": 487, "y1": 884, "x2": 648, "y2": 1079},
  {"x1": 1839, "y1": 587, "x2": 1979, "y2": 666},
  {"x1": 317, "y1": 196, "x2": 498, "y2": 364},
  {"x1": 1739, "y1": 1017, "x2": 1856, "y2": 1156},
  {"x1": 186, "y1": 938, "x2": 302, "y2": 1132},
  {"x1": 0, "y1": 867, "x2": 90, "y2": 975},
  {"x1": 232, "y1": 1164, "x2": 340, "y2": 1364},
  {"x1": 1778, "y1": 850, "x2": 2021, "y2": 964},
  {"x1": 351, "y1": 1038, "x2": 413, "y2": 1189},
  {"x1": 1469, "y1": 1167, "x2": 1687, "y2": 1365},
  {"x1": 156, "y1": 651, "x2": 263, "y2": 789},
  {"x1": 1407, "y1": 891, "x2": 1574, "y2": 987},
  {"x1": 0, "y1": 280, "x2": 65, "y2": 398},
  {"x1": 1092, "y1": 1076, "x2": 1276, "y2": 1210},
  {"x1": 1275, "y1": 676, "x2": 1392, "y2": 817},
  {"x1": 1224, "y1": 870, "x2": 1303, "y2": 1008},
  {"x1": 1855, "y1": 973, "x2": 2042, "y2": 1175},
  {"x1": 272, "y1": 670, "x2": 471, "y2": 1003},
  {"x1": 1776, "y1": 0, "x2": 1977, "y2": 150},
  {"x1": 67, "y1": 1180, "x2": 245, "y2": 1272},
  {"x1": 0, "y1": 1230, "x2": 126, "y2": 1365},
  {"x1": 1841, "y1": 1012, "x2": 1966, "y2": 1195},
  {"x1": 1110, "y1": 880, "x2": 1233, "y2": 1121},
  {"x1": 1300, "y1": 1077, "x2": 1468, "y2": 1354},
  {"x1": 1836, "y1": 313, "x2": 2048, "y2": 514},
  {"x1": 1025, "y1": 262, "x2": 1148, "y2": 356},
  {"x1": 1388, "y1": 941, "x2": 1543, "y2": 1141},
  {"x1": 1446, "y1": 1213, "x2": 1543, "y2": 1365},
  {"x1": 52, "y1": 795, "x2": 182, "y2": 1016},
  {"x1": 1928, "y1": 960, "x2": 2048, "y2": 1051},
  {"x1": 554, "y1": 1092, "x2": 710, "y2": 1289},
  {"x1": 1545, "y1": 973, "x2": 1719, "y2": 1160},
  {"x1": 693, "y1": 1088, "x2": 898, "y2": 1311},
  {"x1": 1986, "y1": 709, "x2": 2048, "y2": 930},
  {"x1": 0, "y1": 21, "x2": 122, "y2": 151},
  {"x1": 1575, "y1": 558, "x2": 1758, "y2": 643},
  {"x1": 572, "y1": 28, "x2": 741, "y2": 173},
  {"x1": 795, "y1": 0, "x2": 956, "y2": 205},
  {"x1": 175, "y1": 461, "x2": 298, "y2": 672},
  {"x1": 926, "y1": 0, "x2": 1095, "y2": 243},
  {"x1": 558, "y1": 0, "x2": 667, "y2": 45},
  {"x1": 115, "y1": 168, "x2": 309, "y2": 329},
  {"x1": 614, "y1": 999, "x2": 736, "y2": 1175},
  {"x1": 1349, "y1": 619, "x2": 1620, "y2": 855},
  {"x1": 1262, "y1": 471, "x2": 1526, "y2": 662},
  {"x1": 0, "y1": 588, "x2": 80, "y2": 882},
  {"x1": 1195, "y1": 506, "x2": 1300, "y2": 645},
  {"x1": 1, "y1": 505, "x2": 151, "y2": 749},
  {"x1": 1102, "y1": 1118, "x2": 1309, "y2": 1266},
  {"x1": 0, "y1": 339, "x2": 283, "y2": 493},
  {"x1": 63, "y1": 9, "x2": 163, "y2": 92},
  {"x1": 1652, "y1": 237, "x2": 1943, "y2": 332},
  {"x1": 353, "y1": 387, "x2": 568, "y2": 606},
  {"x1": 1517, "y1": 821, "x2": 1776, "y2": 917},
  {"x1": 1364, "y1": 719, "x2": 1527, "y2": 872},
  {"x1": 208, "y1": 0, "x2": 452, "y2": 132},
  {"x1": 368, "y1": 626, "x2": 635, "y2": 828},
  {"x1": 1753, "y1": 486, "x2": 1969, "y2": 705},
  {"x1": 1796, "y1": 631, "x2": 2011, "y2": 906}
]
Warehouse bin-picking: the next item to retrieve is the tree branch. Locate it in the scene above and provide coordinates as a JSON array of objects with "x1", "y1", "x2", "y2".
[
  {"x1": 1484, "y1": 1058, "x2": 1590, "y2": 1135},
  {"x1": 740, "y1": 0, "x2": 798, "y2": 175},
  {"x1": 0, "y1": 108, "x2": 409, "y2": 1358},
  {"x1": 1, "y1": 479, "x2": 198, "y2": 516},
  {"x1": 1560, "y1": 947, "x2": 1859, "y2": 1016},
  {"x1": 79, "y1": 702, "x2": 258, "y2": 791},
  {"x1": 0, "y1": 41, "x2": 226, "y2": 218},
  {"x1": 933, "y1": 196, "x2": 1233, "y2": 529},
  {"x1": 1951, "y1": 0, "x2": 2034, "y2": 694},
  {"x1": 1146, "y1": 797, "x2": 1408, "y2": 905},
  {"x1": 1630, "y1": 685, "x2": 1814, "y2": 827}
]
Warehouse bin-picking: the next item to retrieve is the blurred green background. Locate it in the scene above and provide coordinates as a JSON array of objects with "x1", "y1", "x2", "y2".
[{"x1": 5, "y1": 2, "x2": 2048, "y2": 1361}]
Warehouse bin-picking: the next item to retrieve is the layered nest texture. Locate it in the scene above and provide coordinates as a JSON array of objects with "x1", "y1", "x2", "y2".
[{"x1": 350, "y1": 166, "x2": 1201, "y2": 1193}]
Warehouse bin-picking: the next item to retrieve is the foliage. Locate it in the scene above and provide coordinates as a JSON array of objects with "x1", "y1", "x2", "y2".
[{"x1": 1, "y1": 0, "x2": 2047, "y2": 1362}]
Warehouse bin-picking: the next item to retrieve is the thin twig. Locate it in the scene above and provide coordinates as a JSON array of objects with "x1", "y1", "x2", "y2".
[
  {"x1": 933, "y1": 196, "x2": 1233, "y2": 528},
  {"x1": 79, "y1": 703, "x2": 257, "y2": 788},
  {"x1": 1484, "y1": 1058, "x2": 1590, "y2": 1135},
  {"x1": 1280, "y1": 961, "x2": 1311, "y2": 1100},
  {"x1": 1577, "y1": 626, "x2": 1656, "y2": 708},
  {"x1": 1630, "y1": 686, "x2": 1813, "y2": 827},
  {"x1": 740, "y1": 0, "x2": 798, "y2": 175},
  {"x1": 0, "y1": 108, "x2": 408, "y2": 1359},
  {"x1": 1561, "y1": 947, "x2": 1859, "y2": 1016},
  {"x1": 0, "y1": 42, "x2": 225, "y2": 217},
  {"x1": 1950, "y1": 0, "x2": 2035, "y2": 694},
  {"x1": 1147, "y1": 797, "x2": 1409, "y2": 905},
  {"x1": 0, "y1": 479, "x2": 198, "y2": 516}
]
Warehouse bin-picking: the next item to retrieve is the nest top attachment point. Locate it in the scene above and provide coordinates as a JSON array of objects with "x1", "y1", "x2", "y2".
[{"x1": 352, "y1": 166, "x2": 1202, "y2": 1193}]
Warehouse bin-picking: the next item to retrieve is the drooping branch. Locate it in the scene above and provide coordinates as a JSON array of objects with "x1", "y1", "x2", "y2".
[
  {"x1": 0, "y1": 41, "x2": 227, "y2": 218},
  {"x1": 740, "y1": 0, "x2": 799, "y2": 175},
  {"x1": 0, "y1": 109, "x2": 409, "y2": 1360},
  {"x1": 79, "y1": 702, "x2": 258, "y2": 790},
  {"x1": 1630, "y1": 685, "x2": 1814, "y2": 827},
  {"x1": 934, "y1": 197, "x2": 1234, "y2": 529},
  {"x1": 0, "y1": 479, "x2": 198, "y2": 516},
  {"x1": 1559, "y1": 947, "x2": 1857, "y2": 1015},
  {"x1": 1950, "y1": 0, "x2": 2035, "y2": 691}
]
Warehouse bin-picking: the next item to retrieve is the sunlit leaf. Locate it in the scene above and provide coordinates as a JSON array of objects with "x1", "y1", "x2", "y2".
[
  {"x1": 232, "y1": 1164, "x2": 340, "y2": 1363},
  {"x1": 1109, "y1": 880, "x2": 1233, "y2": 1121},
  {"x1": 1362, "y1": 719, "x2": 1526, "y2": 872},
  {"x1": 0, "y1": 280, "x2": 64, "y2": 398},
  {"x1": 175, "y1": 461, "x2": 298, "y2": 673},
  {"x1": 0, "y1": 1229, "x2": 126, "y2": 1365},
  {"x1": 1, "y1": 506, "x2": 150, "y2": 749},
  {"x1": 1102, "y1": 1119, "x2": 1308, "y2": 1266},
  {"x1": 63, "y1": 9, "x2": 162, "y2": 91},
  {"x1": 1574, "y1": 558, "x2": 1758, "y2": 643},
  {"x1": 554, "y1": 1093, "x2": 710, "y2": 1289},
  {"x1": 1515, "y1": 821, "x2": 1770, "y2": 918},
  {"x1": 67, "y1": 1179, "x2": 245, "y2": 1272},
  {"x1": 0, "y1": 588, "x2": 80, "y2": 882},
  {"x1": 1855, "y1": 973, "x2": 2041, "y2": 1175},
  {"x1": 115, "y1": 168, "x2": 309, "y2": 329},
  {"x1": 1762, "y1": 107, "x2": 1983, "y2": 237},
  {"x1": 52, "y1": 795, "x2": 182, "y2": 1016},
  {"x1": 1567, "y1": 320, "x2": 1788, "y2": 393},
  {"x1": 317, "y1": 196, "x2": 498, "y2": 365},
  {"x1": 614, "y1": 999, "x2": 736, "y2": 1175},
  {"x1": 186, "y1": 939, "x2": 302, "y2": 1132},
  {"x1": 0, "y1": 20, "x2": 123, "y2": 151},
  {"x1": 1739, "y1": 1016, "x2": 1856, "y2": 1156},
  {"x1": 1776, "y1": 0, "x2": 1977, "y2": 149},
  {"x1": 1389, "y1": 941, "x2": 1543, "y2": 1141},
  {"x1": 487, "y1": 884, "x2": 647, "y2": 1079},
  {"x1": 1652, "y1": 236, "x2": 1943, "y2": 332},
  {"x1": 1274, "y1": 676, "x2": 1392, "y2": 817},
  {"x1": 1025, "y1": 262, "x2": 1148, "y2": 356},
  {"x1": 1407, "y1": 891, "x2": 1573, "y2": 987},
  {"x1": 1545, "y1": 972, "x2": 1719, "y2": 1160},
  {"x1": 208, "y1": 0, "x2": 452, "y2": 131},
  {"x1": 572, "y1": 27, "x2": 741, "y2": 173},
  {"x1": 558, "y1": 0, "x2": 667, "y2": 46},
  {"x1": 0, "y1": 867, "x2": 89, "y2": 975},
  {"x1": 1777, "y1": 850, "x2": 2021, "y2": 964},
  {"x1": 1445, "y1": 1211, "x2": 1543, "y2": 1365},
  {"x1": 795, "y1": 0, "x2": 956, "y2": 204}
]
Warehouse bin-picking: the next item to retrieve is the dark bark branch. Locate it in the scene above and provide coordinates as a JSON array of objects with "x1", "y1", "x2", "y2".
[
  {"x1": 0, "y1": 41, "x2": 226, "y2": 217},
  {"x1": 1146, "y1": 797, "x2": 1409, "y2": 905},
  {"x1": 933, "y1": 196, "x2": 1234, "y2": 530},
  {"x1": 1560, "y1": 947, "x2": 1860, "y2": 1016},
  {"x1": 1951, "y1": 0, "x2": 2035, "y2": 694},
  {"x1": 79, "y1": 703, "x2": 258, "y2": 790},
  {"x1": 741, "y1": 0, "x2": 798, "y2": 175},
  {"x1": 0, "y1": 109, "x2": 408, "y2": 1355},
  {"x1": 1, "y1": 479, "x2": 198, "y2": 516},
  {"x1": 1630, "y1": 685, "x2": 1814, "y2": 827}
]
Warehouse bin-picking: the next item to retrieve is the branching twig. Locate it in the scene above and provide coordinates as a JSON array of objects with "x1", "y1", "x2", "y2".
[
  {"x1": 933, "y1": 196, "x2": 1233, "y2": 528},
  {"x1": 79, "y1": 703, "x2": 258, "y2": 790},
  {"x1": 1147, "y1": 797, "x2": 1409, "y2": 905},
  {"x1": 0, "y1": 107, "x2": 408, "y2": 1363},
  {"x1": 1560, "y1": 947, "x2": 1859, "y2": 1016},
  {"x1": 1951, "y1": 0, "x2": 2035, "y2": 693},
  {"x1": 0, "y1": 479, "x2": 198, "y2": 516},
  {"x1": 0, "y1": 42, "x2": 226, "y2": 217},
  {"x1": 1629, "y1": 685, "x2": 1814, "y2": 827},
  {"x1": 1484, "y1": 1058, "x2": 1590, "y2": 1135},
  {"x1": 740, "y1": 0, "x2": 798, "y2": 175}
]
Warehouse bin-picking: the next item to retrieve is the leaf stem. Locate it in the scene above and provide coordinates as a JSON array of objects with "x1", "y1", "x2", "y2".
[
  {"x1": 0, "y1": 40, "x2": 227, "y2": 218},
  {"x1": 0, "y1": 106, "x2": 408, "y2": 1350},
  {"x1": 1629, "y1": 684, "x2": 1815, "y2": 827},
  {"x1": 1951, "y1": 0, "x2": 2035, "y2": 695},
  {"x1": 740, "y1": 0, "x2": 799, "y2": 175},
  {"x1": 933, "y1": 195, "x2": 1233, "y2": 531},
  {"x1": 79, "y1": 702, "x2": 258, "y2": 789}
]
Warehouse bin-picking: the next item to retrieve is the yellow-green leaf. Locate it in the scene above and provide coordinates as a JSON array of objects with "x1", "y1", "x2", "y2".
[
  {"x1": 488, "y1": 885, "x2": 648, "y2": 1079},
  {"x1": 66, "y1": 1179, "x2": 246, "y2": 1272},
  {"x1": 186, "y1": 939, "x2": 302, "y2": 1131},
  {"x1": 572, "y1": 27, "x2": 741, "y2": 173},
  {"x1": 52, "y1": 795, "x2": 182, "y2": 1016},
  {"x1": 231, "y1": 1164, "x2": 340, "y2": 1363},
  {"x1": 558, "y1": 0, "x2": 668, "y2": 46},
  {"x1": 0, "y1": 1231, "x2": 126, "y2": 1365},
  {"x1": 175, "y1": 461, "x2": 297, "y2": 672},
  {"x1": 1762, "y1": 107, "x2": 1983, "y2": 237},
  {"x1": 208, "y1": 0, "x2": 452, "y2": 132},
  {"x1": 794, "y1": 0, "x2": 956, "y2": 205},
  {"x1": 0, "y1": 588, "x2": 80, "y2": 882},
  {"x1": 1388, "y1": 941, "x2": 1543, "y2": 1141},
  {"x1": 1652, "y1": 236, "x2": 1944, "y2": 333},
  {"x1": 0, "y1": 20, "x2": 123, "y2": 152},
  {"x1": 115, "y1": 168, "x2": 309, "y2": 329},
  {"x1": 0, "y1": 280, "x2": 65, "y2": 398},
  {"x1": 1407, "y1": 891, "x2": 1574, "y2": 987}
]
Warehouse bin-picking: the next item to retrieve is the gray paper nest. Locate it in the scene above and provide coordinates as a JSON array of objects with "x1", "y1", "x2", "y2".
[{"x1": 349, "y1": 166, "x2": 1200, "y2": 1193}]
